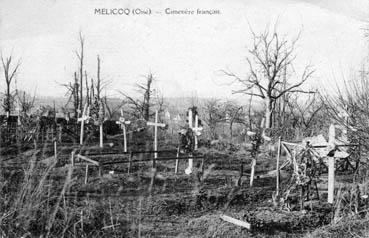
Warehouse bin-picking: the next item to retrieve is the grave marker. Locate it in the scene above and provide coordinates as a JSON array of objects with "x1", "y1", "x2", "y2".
[
  {"x1": 116, "y1": 109, "x2": 131, "y2": 152},
  {"x1": 147, "y1": 110, "x2": 166, "y2": 167},
  {"x1": 77, "y1": 104, "x2": 90, "y2": 145},
  {"x1": 328, "y1": 124, "x2": 335, "y2": 204}
]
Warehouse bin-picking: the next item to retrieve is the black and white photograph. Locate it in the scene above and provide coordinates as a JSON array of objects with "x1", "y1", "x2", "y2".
[{"x1": 0, "y1": 0, "x2": 368, "y2": 237}]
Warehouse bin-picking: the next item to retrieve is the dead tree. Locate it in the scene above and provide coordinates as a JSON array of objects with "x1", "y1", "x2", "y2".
[
  {"x1": 203, "y1": 98, "x2": 224, "y2": 140},
  {"x1": 91, "y1": 55, "x2": 109, "y2": 124},
  {"x1": 75, "y1": 32, "x2": 85, "y2": 111},
  {"x1": 122, "y1": 73, "x2": 155, "y2": 121},
  {"x1": 17, "y1": 91, "x2": 36, "y2": 115},
  {"x1": 1, "y1": 54, "x2": 20, "y2": 117},
  {"x1": 223, "y1": 25, "x2": 314, "y2": 128},
  {"x1": 223, "y1": 101, "x2": 245, "y2": 139}
]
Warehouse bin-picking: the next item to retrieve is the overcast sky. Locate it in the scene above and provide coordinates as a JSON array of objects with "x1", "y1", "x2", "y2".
[{"x1": 0, "y1": 0, "x2": 368, "y2": 100}]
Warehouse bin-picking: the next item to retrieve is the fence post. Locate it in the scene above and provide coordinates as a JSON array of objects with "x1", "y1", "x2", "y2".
[
  {"x1": 71, "y1": 151, "x2": 75, "y2": 166},
  {"x1": 175, "y1": 146, "x2": 179, "y2": 174},
  {"x1": 276, "y1": 137, "x2": 281, "y2": 196},
  {"x1": 128, "y1": 152, "x2": 133, "y2": 174}
]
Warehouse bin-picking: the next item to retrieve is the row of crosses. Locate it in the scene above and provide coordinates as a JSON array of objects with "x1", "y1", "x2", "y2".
[
  {"x1": 78, "y1": 104, "x2": 203, "y2": 176},
  {"x1": 115, "y1": 107, "x2": 203, "y2": 175}
]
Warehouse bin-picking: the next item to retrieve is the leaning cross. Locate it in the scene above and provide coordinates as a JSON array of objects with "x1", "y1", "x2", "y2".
[
  {"x1": 77, "y1": 104, "x2": 90, "y2": 145},
  {"x1": 116, "y1": 108, "x2": 131, "y2": 152},
  {"x1": 147, "y1": 110, "x2": 166, "y2": 165}
]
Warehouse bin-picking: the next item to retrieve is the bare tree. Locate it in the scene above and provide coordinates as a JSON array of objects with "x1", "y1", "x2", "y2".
[
  {"x1": 91, "y1": 55, "x2": 110, "y2": 123},
  {"x1": 223, "y1": 25, "x2": 314, "y2": 128},
  {"x1": 203, "y1": 98, "x2": 224, "y2": 140},
  {"x1": 324, "y1": 74, "x2": 369, "y2": 149},
  {"x1": 223, "y1": 100, "x2": 246, "y2": 139},
  {"x1": 75, "y1": 32, "x2": 85, "y2": 111},
  {"x1": 1, "y1": 54, "x2": 21, "y2": 117},
  {"x1": 122, "y1": 73, "x2": 155, "y2": 121},
  {"x1": 17, "y1": 90, "x2": 36, "y2": 115},
  {"x1": 285, "y1": 93, "x2": 324, "y2": 137}
]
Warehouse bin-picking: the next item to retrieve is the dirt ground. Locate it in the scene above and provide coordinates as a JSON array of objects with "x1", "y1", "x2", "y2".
[{"x1": 1, "y1": 135, "x2": 359, "y2": 237}]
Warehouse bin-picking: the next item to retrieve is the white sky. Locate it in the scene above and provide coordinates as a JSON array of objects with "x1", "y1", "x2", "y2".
[{"x1": 0, "y1": 0, "x2": 368, "y2": 100}]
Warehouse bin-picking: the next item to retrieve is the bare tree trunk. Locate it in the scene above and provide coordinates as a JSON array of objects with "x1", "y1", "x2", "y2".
[
  {"x1": 248, "y1": 95, "x2": 253, "y2": 130},
  {"x1": 143, "y1": 74, "x2": 153, "y2": 121},
  {"x1": 265, "y1": 97, "x2": 273, "y2": 129},
  {"x1": 6, "y1": 82, "x2": 10, "y2": 118},
  {"x1": 79, "y1": 33, "x2": 84, "y2": 111},
  {"x1": 73, "y1": 72, "x2": 79, "y2": 118},
  {"x1": 85, "y1": 71, "x2": 89, "y2": 106},
  {"x1": 97, "y1": 55, "x2": 101, "y2": 100}
]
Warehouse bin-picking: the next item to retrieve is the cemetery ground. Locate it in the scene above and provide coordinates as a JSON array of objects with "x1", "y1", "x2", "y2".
[{"x1": 1, "y1": 131, "x2": 367, "y2": 238}]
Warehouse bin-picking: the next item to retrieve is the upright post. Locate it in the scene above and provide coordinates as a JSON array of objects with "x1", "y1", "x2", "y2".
[
  {"x1": 175, "y1": 146, "x2": 180, "y2": 174},
  {"x1": 154, "y1": 110, "x2": 158, "y2": 161},
  {"x1": 99, "y1": 124, "x2": 103, "y2": 148},
  {"x1": 328, "y1": 124, "x2": 336, "y2": 204},
  {"x1": 122, "y1": 109, "x2": 127, "y2": 152},
  {"x1": 54, "y1": 140, "x2": 57, "y2": 160},
  {"x1": 71, "y1": 151, "x2": 75, "y2": 166},
  {"x1": 128, "y1": 152, "x2": 133, "y2": 174},
  {"x1": 84, "y1": 164, "x2": 89, "y2": 184},
  {"x1": 194, "y1": 114, "x2": 199, "y2": 150},
  {"x1": 276, "y1": 137, "x2": 281, "y2": 196},
  {"x1": 250, "y1": 158, "x2": 256, "y2": 187},
  {"x1": 186, "y1": 109, "x2": 193, "y2": 175}
]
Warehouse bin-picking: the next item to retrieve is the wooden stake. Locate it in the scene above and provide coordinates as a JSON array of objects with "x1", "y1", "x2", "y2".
[
  {"x1": 71, "y1": 151, "x2": 75, "y2": 166},
  {"x1": 99, "y1": 166, "x2": 103, "y2": 178},
  {"x1": 154, "y1": 110, "x2": 158, "y2": 162},
  {"x1": 250, "y1": 158, "x2": 256, "y2": 187},
  {"x1": 186, "y1": 109, "x2": 194, "y2": 174},
  {"x1": 175, "y1": 146, "x2": 180, "y2": 174},
  {"x1": 84, "y1": 164, "x2": 89, "y2": 184},
  {"x1": 194, "y1": 115, "x2": 199, "y2": 150},
  {"x1": 128, "y1": 152, "x2": 132, "y2": 174},
  {"x1": 188, "y1": 109, "x2": 193, "y2": 128},
  {"x1": 54, "y1": 140, "x2": 57, "y2": 160},
  {"x1": 328, "y1": 124, "x2": 335, "y2": 204},
  {"x1": 276, "y1": 137, "x2": 281, "y2": 196},
  {"x1": 123, "y1": 120, "x2": 127, "y2": 152},
  {"x1": 99, "y1": 124, "x2": 103, "y2": 148}
]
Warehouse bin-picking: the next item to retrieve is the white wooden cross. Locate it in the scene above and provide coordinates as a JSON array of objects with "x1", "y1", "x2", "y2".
[
  {"x1": 327, "y1": 124, "x2": 336, "y2": 204},
  {"x1": 185, "y1": 109, "x2": 203, "y2": 175},
  {"x1": 147, "y1": 110, "x2": 166, "y2": 162},
  {"x1": 98, "y1": 103, "x2": 105, "y2": 148},
  {"x1": 116, "y1": 108, "x2": 131, "y2": 152},
  {"x1": 77, "y1": 104, "x2": 90, "y2": 145},
  {"x1": 192, "y1": 114, "x2": 203, "y2": 150}
]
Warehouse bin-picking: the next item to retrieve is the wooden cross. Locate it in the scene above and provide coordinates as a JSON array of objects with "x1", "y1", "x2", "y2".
[
  {"x1": 327, "y1": 124, "x2": 335, "y2": 204},
  {"x1": 185, "y1": 109, "x2": 203, "y2": 175},
  {"x1": 116, "y1": 108, "x2": 131, "y2": 152},
  {"x1": 98, "y1": 103, "x2": 105, "y2": 148},
  {"x1": 147, "y1": 110, "x2": 166, "y2": 166},
  {"x1": 77, "y1": 104, "x2": 90, "y2": 145},
  {"x1": 192, "y1": 114, "x2": 203, "y2": 150}
]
